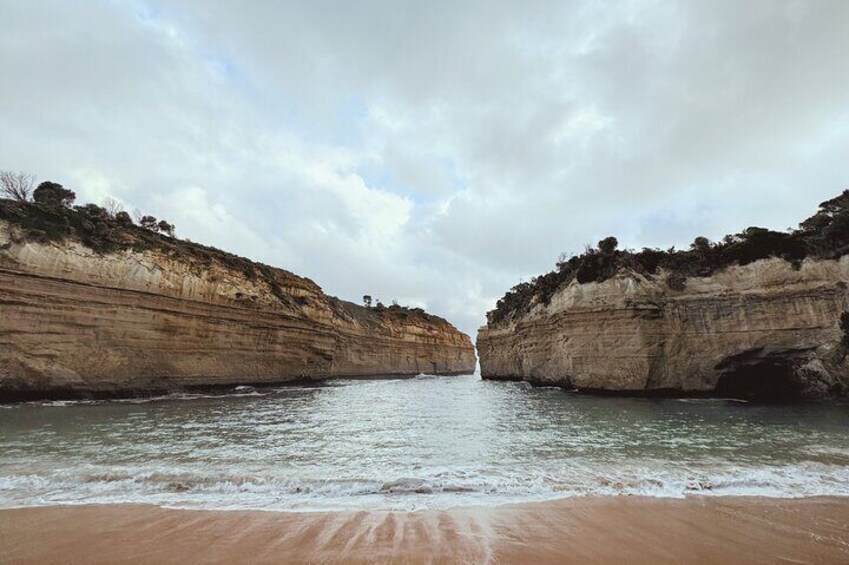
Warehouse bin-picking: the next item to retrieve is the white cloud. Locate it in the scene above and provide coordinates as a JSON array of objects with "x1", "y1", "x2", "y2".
[{"x1": 1, "y1": 0, "x2": 848, "y2": 337}]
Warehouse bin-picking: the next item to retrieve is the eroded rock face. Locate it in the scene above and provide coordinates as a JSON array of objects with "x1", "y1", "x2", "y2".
[
  {"x1": 477, "y1": 258, "x2": 849, "y2": 401},
  {"x1": 0, "y1": 221, "x2": 476, "y2": 399}
]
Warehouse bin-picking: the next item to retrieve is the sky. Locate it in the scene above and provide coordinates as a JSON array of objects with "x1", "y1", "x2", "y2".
[{"x1": 1, "y1": 0, "x2": 848, "y2": 338}]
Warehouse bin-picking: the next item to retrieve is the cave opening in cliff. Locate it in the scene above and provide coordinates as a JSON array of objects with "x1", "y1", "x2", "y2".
[{"x1": 714, "y1": 360, "x2": 804, "y2": 403}]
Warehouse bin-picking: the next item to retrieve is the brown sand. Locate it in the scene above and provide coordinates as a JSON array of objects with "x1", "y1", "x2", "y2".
[{"x1": 1, "y1": 497, "x2": 847, "y2": 564}]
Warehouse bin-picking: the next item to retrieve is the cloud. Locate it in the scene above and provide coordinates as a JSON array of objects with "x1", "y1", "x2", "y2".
[{"x1": 1, "y1": 0, "x2": 848, "y2": 337}]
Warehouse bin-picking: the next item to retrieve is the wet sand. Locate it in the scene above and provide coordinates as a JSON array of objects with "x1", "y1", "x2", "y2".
[{"x1": 1, "y1": 497, "x2": 847, "y2": 564}]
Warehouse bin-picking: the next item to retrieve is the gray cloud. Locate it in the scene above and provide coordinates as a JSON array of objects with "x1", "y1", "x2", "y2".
[{"x1": 1, "y1": 0, "x2": 848, "y2": 337}]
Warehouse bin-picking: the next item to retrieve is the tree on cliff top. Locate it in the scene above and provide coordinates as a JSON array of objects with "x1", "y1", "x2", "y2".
[
  {"x1": 157, "y1": 219, "x2": 176, "y2": 237},
  {"x1": 102, "y1": 196, "x2": 124, "y2": 218},
  {"x1": 800, "y1": 190, "x2": 849, "y2": 257},
  {"x1": 139, "y1": 215, "x2": 158, "y2": 230},
  {"x1": 598, "y1": 236, "x2": 618, "y2": 254},
  {"x1": 115, "y1": 211, "x2": 133, "y2": 226},
  {"x1": 33, "y1": 181, "x2": 76, "y2": 208},
  {"x1": 0, "y1": 171, "x2": 35, "y2": 202},
  {"x1": 136, "y1": 215, "x2": 176, "y2": 237}
]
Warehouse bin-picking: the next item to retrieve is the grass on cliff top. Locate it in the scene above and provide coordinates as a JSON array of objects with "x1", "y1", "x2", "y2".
[
  {"x1": 489, "y1": 190, "x2": 849, "y2": 325},
  {"x1": 0, "y1": 197, "x2": 452, "y2": 328}
]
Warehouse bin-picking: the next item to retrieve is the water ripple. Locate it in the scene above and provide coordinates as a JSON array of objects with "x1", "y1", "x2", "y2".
[{"x1": 1, "y1": 375, "x2": 848, "y2": 511}]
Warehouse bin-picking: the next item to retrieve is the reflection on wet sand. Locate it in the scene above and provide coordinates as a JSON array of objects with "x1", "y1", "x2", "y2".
[{"x1": 2, "y1": 497, "x2": 848, "y2": 564}]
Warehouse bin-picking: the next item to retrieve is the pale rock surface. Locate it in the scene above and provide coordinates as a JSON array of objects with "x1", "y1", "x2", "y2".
[
  {"x1": 477, "y1": 258, "x2": 849, "y2": 399},
  {"x1": 0, "y1": 221, "x2": 476, "y2": 398}
]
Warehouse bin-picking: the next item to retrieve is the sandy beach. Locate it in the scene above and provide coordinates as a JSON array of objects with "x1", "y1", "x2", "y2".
[{"x1": 1, "y1": 496, "x2": 847, "y2": 564}]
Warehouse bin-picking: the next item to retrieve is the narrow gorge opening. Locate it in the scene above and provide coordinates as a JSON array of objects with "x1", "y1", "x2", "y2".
[{"x1": 714, "y1": 359, "x2": 804, "y2": 403}]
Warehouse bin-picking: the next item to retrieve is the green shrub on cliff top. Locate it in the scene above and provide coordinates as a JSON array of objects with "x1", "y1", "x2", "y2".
[
  {"x1": 0, "y1": 175, "x2": 184, "y2": 254},
  {"x1": 32, "y1": 182, "x2": 76, "y2": 208},
  {"x1": 488, "y1": 189, "x2": 849, "y2": 325}
]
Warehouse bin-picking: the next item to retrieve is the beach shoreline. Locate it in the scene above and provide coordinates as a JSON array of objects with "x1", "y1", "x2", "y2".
[{"x1": 2, "y1": 496, "x2": 847, "y2": 564}]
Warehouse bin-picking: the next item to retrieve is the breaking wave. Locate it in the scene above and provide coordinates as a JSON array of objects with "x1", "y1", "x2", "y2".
[{"x1": 1, "y1": 462, "x2": 847, "y2": 512}]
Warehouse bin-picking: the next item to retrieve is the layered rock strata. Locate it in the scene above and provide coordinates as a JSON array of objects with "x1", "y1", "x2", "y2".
[
  {"x1": 477, "y1": 258, "x2": 849, "y2": 400},
  {"x1": 0, "y1": 220, "x2": 475, "y2": 399}
]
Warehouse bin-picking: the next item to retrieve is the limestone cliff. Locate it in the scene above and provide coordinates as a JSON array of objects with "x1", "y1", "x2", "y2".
[
  {"x1": 0, "y1": 212, "x2": 475, "y2": 400},
  {"x1": 478, "y1": 258, "x2": 849, "y2": 401}
]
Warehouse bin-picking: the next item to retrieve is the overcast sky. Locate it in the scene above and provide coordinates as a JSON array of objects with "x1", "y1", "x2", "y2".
[{"x1": 2, "y1": 1, "x2": 848, "y2": 337}]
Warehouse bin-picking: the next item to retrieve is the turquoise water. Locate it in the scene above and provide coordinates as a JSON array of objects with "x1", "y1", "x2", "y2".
[{"x1": 1, "y1": 375, "x2": 847, "y2": 511}]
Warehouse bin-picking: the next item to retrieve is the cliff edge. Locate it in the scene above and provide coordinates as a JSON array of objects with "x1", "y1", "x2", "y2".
[
  {"x1": 0, "y1": 200, "x2": 475, "y2": 400},
  {"x1": 478, "y1": 192, "x2": 849, "y2": 401}
]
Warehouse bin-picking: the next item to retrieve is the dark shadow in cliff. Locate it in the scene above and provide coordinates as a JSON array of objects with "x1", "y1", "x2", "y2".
[
  {"x1": 714, "y1": 360, "x2": 805, "y2": 403},
  {"x1": 712, "y1": 347, "x2": 846, "y2": 403},
  {"x1": 480, "y1": 374, "x2": 847, "y2": 403}
]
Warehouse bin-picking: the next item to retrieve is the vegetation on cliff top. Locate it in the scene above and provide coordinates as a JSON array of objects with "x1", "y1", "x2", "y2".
[
  {"x1": 0, "y1": 173, "x2": 448, "y2": 327},
  {"x1": 0, "y1": 184, "x2": 305, "y2": 307},
  {"x1": 489, "y1": 190, "x2": 849, "y2": 325}
]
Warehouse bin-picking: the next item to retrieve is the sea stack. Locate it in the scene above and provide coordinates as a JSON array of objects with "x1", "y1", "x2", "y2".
[
  {"x1": 477, "y1": 192, "x2": 849, "y2": 401},
  {"x1": 0, "y1": 199, "x2": 476, "y2": 400}
]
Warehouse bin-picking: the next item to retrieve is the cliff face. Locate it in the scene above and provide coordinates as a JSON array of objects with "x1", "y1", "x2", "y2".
[
  {"x1": 477, "y1": 258, "x2": 849, "y2": 400},
  {"x1": 0, "y1": 219, "x2": 475, "y2": 399}
]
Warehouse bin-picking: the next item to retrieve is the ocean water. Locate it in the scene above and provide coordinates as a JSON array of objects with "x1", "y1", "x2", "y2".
[{"x1": 1, "y1": 374, "x2": 847, "y2": 512}]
